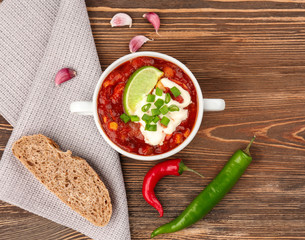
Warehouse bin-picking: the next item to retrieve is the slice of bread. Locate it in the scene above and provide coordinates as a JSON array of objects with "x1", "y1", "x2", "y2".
[{"x1": 12, "y1": 134, "x2": 112, "y2": 227}]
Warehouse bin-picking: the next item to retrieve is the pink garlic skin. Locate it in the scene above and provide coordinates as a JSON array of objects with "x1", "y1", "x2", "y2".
[
  {"x1": 129, "y1": 35, "x2": 152, "y2": 53},
  {"x1": 55, "y1": 68, "x2": 76, "y2": 86},
  {"x1": 110, "y1": 13, "x2": 132, "y2": 28},
  {"x1": 143, "y1": 12, "x2": 160, "y2": 34}
]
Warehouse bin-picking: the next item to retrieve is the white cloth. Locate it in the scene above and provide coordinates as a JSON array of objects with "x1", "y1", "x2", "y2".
[{"x1": 0, "y1": 0, "x2": 130, "y2": 239}]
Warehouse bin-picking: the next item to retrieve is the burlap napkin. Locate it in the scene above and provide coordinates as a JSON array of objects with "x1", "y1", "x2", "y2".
[{"x1": 0, "y1": 0, "x2": 130, "y2": 239}]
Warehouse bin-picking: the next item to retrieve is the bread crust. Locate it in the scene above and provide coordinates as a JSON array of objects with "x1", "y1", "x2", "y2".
[{"x1": 12, "y1": 134, "x2": 112, "y2": 227}]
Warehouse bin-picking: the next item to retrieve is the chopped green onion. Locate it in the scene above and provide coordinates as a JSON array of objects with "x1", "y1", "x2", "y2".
[
  {"x1": 151, "y1": 108, "x2": 160, "y2": 116},
  {"x1": 142, "y1": 103, "x2": 151, "y2": 112},
  {"x1": 170, "y1": 86, "x2": 181, "y2": 97},
  {"x1": 120, "y1": 113, "x2": 130, "y2": 123},
  {"x1": 159, "y1": 105, "x2": 169, "y2": 115},
  {"x1": 165, "y1": 93, "x2": 171, "y2": 104},
  {"x1": 156, "y1": 87, "x2": 163, "y2": 96},
  {"x1": 145, "y1": 124, "x2": 157, "y2": 131},
  {"x1": 142, "y1": 114, "x2": 154, "y2": 124},
  {"x1": 130, "y1": 115, "x2": 140, "y2": 122},
  {"x1": 160, "y1": 116, "x2": 170, "y2": 127},
  {"x1": 168, "y1": 105, "x2": 179, "y2": 112},
  {"x1": 147, "y1": 94, "x2": 155, "y2": 102},
  {"x1": 154, "y1": 99, "x2": 164, "y2": 109},
  {"x1": 153, "y1": 116, "x2": 160, "y2": 123}
]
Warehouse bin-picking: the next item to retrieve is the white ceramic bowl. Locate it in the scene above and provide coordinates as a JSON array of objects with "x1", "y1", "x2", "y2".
[{"x1": 70, "y1": 51, "x2": 225, "y2": 160}]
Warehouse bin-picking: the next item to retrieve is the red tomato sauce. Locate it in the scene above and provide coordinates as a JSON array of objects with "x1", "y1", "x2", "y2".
[{"x1": 97, "y1": 56, "x2": 198, "y2": 156}]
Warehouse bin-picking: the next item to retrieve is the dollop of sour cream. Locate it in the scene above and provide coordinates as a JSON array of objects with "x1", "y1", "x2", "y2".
[{"x1": 133, "y1": 78, "x2": 192, "y2": 146}]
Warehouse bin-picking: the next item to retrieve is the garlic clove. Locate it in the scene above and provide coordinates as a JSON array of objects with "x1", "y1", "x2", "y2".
[
  {"x1": 129, "y1": 35, "x2": 152, "y2": 53},
  {"x1": 110, "y1": 13, "x2": 132, "y2": 28},
  {"x1": 143, "y1": 12, "x2": 160, "y2": 34},
  {"x1": 55, "y1": 68, "x2": 76, "y2": 86}
]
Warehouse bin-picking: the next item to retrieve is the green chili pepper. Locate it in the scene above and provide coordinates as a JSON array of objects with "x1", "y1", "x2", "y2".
[
  {"x1": 151, "y1": 137, "x2": 256, "y2": 238},
  {"x1": 142, "y1": 103, "x2": 151, "y2": 112},
  {"x1": 165, "y1": 93, "x2": 171, "y2": 104},
  {"x1": 168, "y1": 105, "x2": 179, "y2": 112}
]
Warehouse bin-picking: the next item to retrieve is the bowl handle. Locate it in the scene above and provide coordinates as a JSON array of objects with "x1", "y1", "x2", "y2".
[
  {"x1": 203, "y1": 98, "x2": 225, "y2": 111},
  {"x1": 70, "y1": 101, "x2": 94, "y2": 115}
]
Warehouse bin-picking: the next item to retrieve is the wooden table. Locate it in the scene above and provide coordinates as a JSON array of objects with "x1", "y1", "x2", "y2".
[{"x1": 1, "y1": 0, "x2": 305, "y2": 239}]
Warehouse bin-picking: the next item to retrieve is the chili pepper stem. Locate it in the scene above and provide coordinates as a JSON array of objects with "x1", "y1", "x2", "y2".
[
  {"x1": 185, "y1": 166, "x2": 205, "y2": 179},
  {"x1": 179, "y1": 161, "x2": 204, "y2": 178},
  {"x1": 243, "y1": 136, "x2": 256, "y2": 156}
]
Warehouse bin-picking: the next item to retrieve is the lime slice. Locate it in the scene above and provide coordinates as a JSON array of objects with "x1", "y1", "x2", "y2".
[{"x1": 123, "y1": 66, "x2": 164, "y2": 115}]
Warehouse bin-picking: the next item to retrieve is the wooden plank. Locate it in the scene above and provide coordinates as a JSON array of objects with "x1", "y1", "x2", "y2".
[{"x1": 1, "y1": 0, "x2": 305, "y2": 239}]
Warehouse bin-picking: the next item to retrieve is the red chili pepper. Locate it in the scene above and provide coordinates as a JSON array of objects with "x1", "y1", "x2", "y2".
[{"x1": 142, "y1": 159, "x2": 203, "y2": 217}]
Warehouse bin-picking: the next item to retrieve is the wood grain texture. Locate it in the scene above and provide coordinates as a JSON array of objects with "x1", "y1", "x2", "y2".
[{"x1": 1, "y1": 0, "x2": 305, "y2": 239}]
